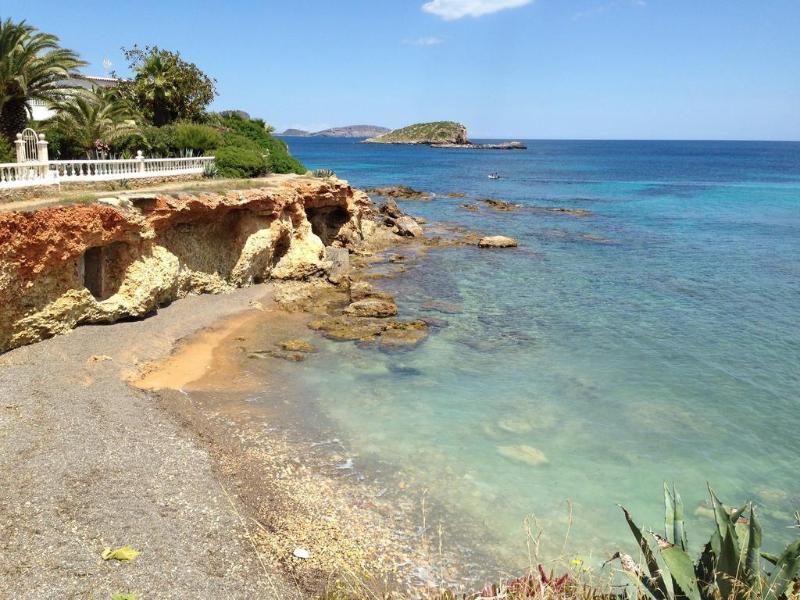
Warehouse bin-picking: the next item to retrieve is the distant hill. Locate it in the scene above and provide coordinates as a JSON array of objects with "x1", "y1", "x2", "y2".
[
  {"x1": 280, "y1": 128, "x2": 311, "y2": 136},
  {"x1": 313, "y1": 125, "x2": 390, "y2": 138},
  {"x1": 365, "y1": 121, "x2": 468, "y2": 145},
  {"x1": 278, "y1": 125, "x2": 390, "y2": 138}
]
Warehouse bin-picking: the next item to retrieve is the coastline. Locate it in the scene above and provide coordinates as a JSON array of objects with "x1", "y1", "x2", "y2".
[{"x1": 0, "y1": 190, "x2": 514, "y2": 597}]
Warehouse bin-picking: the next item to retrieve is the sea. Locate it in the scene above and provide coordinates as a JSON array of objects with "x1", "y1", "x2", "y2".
[{"x1": 270, "y1": 137, "x2": 800, "y2": 567}]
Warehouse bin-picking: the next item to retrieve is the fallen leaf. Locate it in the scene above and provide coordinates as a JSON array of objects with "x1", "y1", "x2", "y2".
[{"x1": 102, "y1": 545, "x2": 140, "y2": 561}]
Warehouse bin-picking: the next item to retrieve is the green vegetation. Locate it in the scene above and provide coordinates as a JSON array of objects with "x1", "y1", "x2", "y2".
[
  {"x1": 0, "y1": 18, "x2": 86, "y2": 140},
  {"x1": 214, "y1": 145, "x2": 268, "y2": 178},
  {"x1": 312, "y1": 168, "x2": 336, "y2": 178},
  {"x1": 115, "y1": 45, "x2": 216, "y2": 126},
  {"x1": 365, "y1": 121, "x2": 468, "y2": 145},
  {"x1": 0, "y1": 19, "x2": 305, "y2": 175},
  {"x1": 47, "y1": 87, "x2": 139, "y2": 157},
  {"x1": 0, "y1": 135, "x2": 14, "y2": 162},
  {"x1": 612, "y1": 484, "x2": 800, "y2": 600}
]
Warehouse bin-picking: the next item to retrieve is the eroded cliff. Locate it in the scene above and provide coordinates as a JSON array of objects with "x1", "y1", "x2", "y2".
[{"x1": 0, "y1": 176, "x2": 371, "y2": 353}]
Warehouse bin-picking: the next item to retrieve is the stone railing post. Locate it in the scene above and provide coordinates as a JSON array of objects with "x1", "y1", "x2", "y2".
[
  {"x1": 136, "y1": 150, "x2": 145, "y2": 173},
  {"x1": 36, "y1": 134, "x2": 49, "y2": 178},
  {"x1": 15, "y1": 134, "x2": 25, "y2": 163}
]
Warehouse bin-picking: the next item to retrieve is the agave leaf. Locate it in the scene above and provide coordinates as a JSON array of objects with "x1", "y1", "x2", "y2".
[
  {"x1": 620, "y1": 569, "x2": 660, "y2": 600},
  {"x1": 708, "y1": 486, "x2": 729, "y2": 538},
  {"x1": 674, "y1": 486, "x2": 688, "y2": 551},
  {"x1": 665, "y1": 482, "x2": 676, "y2": 544},
  {"x1": 745, "y1": 503, "x2": 762, "y2": 586},
  {"x1": 761, "y1": 551, "x2": 780, "y2": 566},
  {"x1": 763, "y1": 539, "x2": 800, "y2": 600},
  {"x1": 619, "y1": 505, "x2": 669, "y2": 598},
  {"x1": 730, "y1": 502, "x2": 749, "y2": 525},
  {"x1": 659, "y1": 544, "x2": 702, "y2": 600},
  {"x1": 716, "y1": 520, "x2": 742, "y2": 599},
  {"x1": 695, "y1": 540, "x2": 717, "y2": 591}
]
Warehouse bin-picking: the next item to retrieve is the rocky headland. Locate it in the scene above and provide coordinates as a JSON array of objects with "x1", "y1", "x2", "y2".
[{"x1": 365, "y1": 121, "x2": 527, "y2": 150}]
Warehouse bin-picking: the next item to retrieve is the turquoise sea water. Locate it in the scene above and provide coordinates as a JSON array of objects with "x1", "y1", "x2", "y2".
[{"x1": 281, "y1": 138, "x2": 800, "y2": 565}]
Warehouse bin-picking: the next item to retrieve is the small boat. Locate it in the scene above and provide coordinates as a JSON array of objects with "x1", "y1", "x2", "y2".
[{"x1": 488, "y1": 173, "x2": 501, "y2": 180}]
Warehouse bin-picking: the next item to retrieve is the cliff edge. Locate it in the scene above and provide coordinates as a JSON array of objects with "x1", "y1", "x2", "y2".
[{"x1": 0, "y1": 176, "x2": 371, "y2": 353}]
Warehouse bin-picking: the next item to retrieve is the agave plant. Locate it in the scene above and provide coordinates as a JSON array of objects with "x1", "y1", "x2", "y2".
[
  {"x1": 608, "y1": 484, "x2": 800, "y2": 600},
  {"x1": 312, "y1": 168, "x2": 336, "y2": 178}
]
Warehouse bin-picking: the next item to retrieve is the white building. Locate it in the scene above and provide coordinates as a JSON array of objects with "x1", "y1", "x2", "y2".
[{"x1": 28, "y1": 75, "x2": 119, "y2": 122}]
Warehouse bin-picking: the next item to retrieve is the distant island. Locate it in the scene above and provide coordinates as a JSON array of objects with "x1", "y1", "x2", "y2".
[
  {"x1": 364, "y1": 121, "x2": 526, "y2": 150},
  {"x1": 278, "y1": 125, "x2": 390, "y2": 138}
]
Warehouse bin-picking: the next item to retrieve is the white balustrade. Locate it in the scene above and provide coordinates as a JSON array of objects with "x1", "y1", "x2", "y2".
[{"x1": 0, "y1": 155, "x2": 215, "y2": 190}]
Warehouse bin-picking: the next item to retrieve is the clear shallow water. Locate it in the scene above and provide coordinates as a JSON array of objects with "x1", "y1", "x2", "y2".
[{"x1": 282, "y1": 138, "x2": 800, "y2": 563}]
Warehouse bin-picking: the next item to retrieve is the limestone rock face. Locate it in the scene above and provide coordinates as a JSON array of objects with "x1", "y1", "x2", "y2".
[
  {"x1": 478, "y1": 235, "x2": 518, "y2": 248},
  {"x1": 0, "y1": 176, "x2": 368, "y2": 353}
]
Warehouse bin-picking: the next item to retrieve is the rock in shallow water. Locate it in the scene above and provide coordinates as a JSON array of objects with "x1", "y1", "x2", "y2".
[
  {"x1": 497, "y1": 445, "x2": 548, "y2": 466},
  {"x1": 278, "y1": 339, "x2": 317, "y2": 353},
  {"x1": 478, "y1": 236, "x2": 518, "y2": 248},
  {"x1": 308, "y1": 315, "x2": 428, "y2": 347},
  {"x1": 344, "y1": 298, "x2": 398, "y2": 318}
]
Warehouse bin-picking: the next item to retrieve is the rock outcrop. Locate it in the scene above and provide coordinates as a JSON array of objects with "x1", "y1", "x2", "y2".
[
  {"x1": 0, "y1": 176, "x2": 370, "y2": 353},
  {"x1": 365, "y1": 121, "x2": 468, "y2": 145},
  {"x1": 478, "y1": 235, "x2": 518, "y2": 248}
]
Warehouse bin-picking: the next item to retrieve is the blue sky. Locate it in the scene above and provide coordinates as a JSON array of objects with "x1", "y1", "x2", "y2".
[{"x1": 5, "y1": 0, "x2": 799, "y2": 140}]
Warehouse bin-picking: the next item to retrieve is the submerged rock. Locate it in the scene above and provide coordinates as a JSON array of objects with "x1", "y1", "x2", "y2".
[
  {"x1": 496, "y1": 418, "x2": 534, "y2": 434},
  {"x1": 497, "y1": 445, "x2": 548, "y2": 466},
  {"x1": 479, "y1": 198, "x2": 517, "y2": 211},
  {"x1": 278, "y1": 339, "x2": 317, "y2": 353},
  {"x1": 545, "y1": 207, "x2": 593, "y2": 217},
  {"x1": 249, "y1": 349, "x2": 307, "y2": 362},
  {"x1": 367, "y1": 186, "x2": 433, "y2": 201},
  {"x1": 447, "y1": 192, "x2": 467, "y2": 198},
  {"x1": 344, "y1": 298, "x2": 398, "y2": 318},
  {"x1": 308, "y1": 315, "x2": 427, "y2": 347},
  {"x1": 478, "y1": 236, "x2": 518, "y2": 248},
  {"x1": 459, "y1": 203, "x2": 480, "y2": 212}
]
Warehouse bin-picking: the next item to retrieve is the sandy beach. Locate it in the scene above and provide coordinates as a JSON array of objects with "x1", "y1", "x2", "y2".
[
  {"x1": 0, "y1": 284, "x2": 305, "y2": 599},
  {"x1": 0, "y1": 267, "x2": 487, "y2": 599}
]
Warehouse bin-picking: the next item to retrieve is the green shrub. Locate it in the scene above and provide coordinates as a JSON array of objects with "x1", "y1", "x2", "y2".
[
  {"x1": 0, "y1": 136, "x2": 15, "y2": 162},
  {"x1": 213, "y1": 145, "x2": 268, "y2": 178},
  {"x1": 215, "y1": 112, "x2": 306, "y2": 174},
  {"x1": 169, "y1": 122, "x2": 221, "y2": 154},
  {"x1": 312, "y1": 168, "x2": 336, "y2": 178}
]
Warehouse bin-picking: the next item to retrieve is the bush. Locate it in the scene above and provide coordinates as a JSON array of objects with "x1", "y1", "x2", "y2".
[
  {"x1": 215, "y1": 112, "x2": 306, "y2": 174},
  {"x1": 0, "y1": 136, "x2": 15, "y2": 162},
  {"x1": 168, "y1": 122, "x2": 221, "y2": 155},
  {"x1": 213, "y1": 145, "x2": 268, "y2": 179}
]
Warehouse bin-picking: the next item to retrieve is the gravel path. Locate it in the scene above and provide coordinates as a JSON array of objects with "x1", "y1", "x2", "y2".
[{"x1": 0, "y1": 285, "x2": 301, "y2": 599}]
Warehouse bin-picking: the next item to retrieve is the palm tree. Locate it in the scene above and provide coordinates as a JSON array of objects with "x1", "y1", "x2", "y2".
[
  {"x1": 137, "y1": 52, "x2": 174, "y2": 126},
  {"x1": 0, "y1": 18, "x2": 86, "y2": 140},
  {"x1": 48, "y1": 88, "x2": 140, "y2": 157}
]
